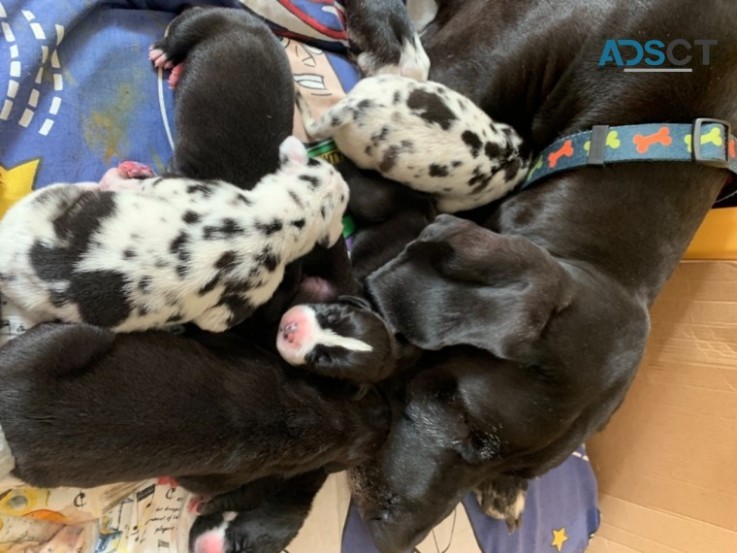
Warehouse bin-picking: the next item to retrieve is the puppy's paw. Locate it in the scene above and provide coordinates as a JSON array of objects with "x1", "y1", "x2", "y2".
[
  {"x1": 194, "y1": 306, "x2": 233, "y2": 334},
  {"x1": 148, "y1": 46, "x2": 173, "y2": 69}
]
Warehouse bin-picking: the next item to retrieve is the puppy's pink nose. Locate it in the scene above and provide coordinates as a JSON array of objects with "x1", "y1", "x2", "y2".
[
  {"x1": 276, "y1": 305, "x2": 318, "y2": 365},
  {"x1": 280, "y1": 321, "x2": 299, "y2": 343}
]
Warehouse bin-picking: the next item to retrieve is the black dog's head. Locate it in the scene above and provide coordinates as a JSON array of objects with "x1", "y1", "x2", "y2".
[
  {"x1": 276, "y1": 296, "x2": 416, "y2": 383},
  {"x1": 354, "y1": 215, "x2": 650, "y2": 552}
]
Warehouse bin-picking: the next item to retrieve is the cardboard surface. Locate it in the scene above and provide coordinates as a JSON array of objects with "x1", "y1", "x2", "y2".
[
  {"x1": 588, "y1": 261, "x2": 737, "y2": 552},
  {"x1": 685, "y1": 208, "x2": 737, "y2": 260}
]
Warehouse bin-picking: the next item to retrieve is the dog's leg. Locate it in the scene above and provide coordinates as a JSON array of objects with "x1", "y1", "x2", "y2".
[
  {"x1": 295, "y1": 89, "x2": 353, "y2": 141},
  {"x1": 475, "y1": 475, "x2": 528, "y2": 532},
  {"x1": 192, "y1": 304, "x2": 233, "y2": 333}
]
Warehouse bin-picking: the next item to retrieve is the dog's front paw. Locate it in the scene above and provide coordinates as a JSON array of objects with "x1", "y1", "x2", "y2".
[{"x1": 475, "y1": 477, "x2": 527, "y2": 533}]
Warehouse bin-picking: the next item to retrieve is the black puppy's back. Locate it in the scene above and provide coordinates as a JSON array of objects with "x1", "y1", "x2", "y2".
[{"x1": 160, "y1": 7, "x2": 294, "y2": 189}]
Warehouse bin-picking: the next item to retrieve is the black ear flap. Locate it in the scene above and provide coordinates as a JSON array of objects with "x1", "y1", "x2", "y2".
[{"x1": 365, "y1": 215, "x2": 574, "y2": 360}]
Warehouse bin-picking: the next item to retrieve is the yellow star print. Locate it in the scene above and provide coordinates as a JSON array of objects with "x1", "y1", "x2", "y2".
[
  {"x1": 0, "y1": 158, "x2": 40, "y2": 218},
  {"x1": 551, "y1": 527, "x2": 568, "y2": 552}
]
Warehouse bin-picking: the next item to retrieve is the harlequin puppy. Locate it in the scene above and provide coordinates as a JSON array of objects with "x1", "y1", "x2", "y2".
[
  {"x1": 297, "y1": 74, "x2": 529, "y2": 213},
  {"x1": 149, "y1": 6, "x2": 294, "y2": 190},
  {"x1": 276, "y1": 296, "x2": 420, "y2": 383},
  {"x1": 0, "y1": 137, "x2": 348, "y2": 333}
]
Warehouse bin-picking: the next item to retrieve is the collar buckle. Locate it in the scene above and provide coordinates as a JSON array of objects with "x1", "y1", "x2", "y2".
[{"x1": 693, "y1": 118, "x2": 731, "y2": 169}]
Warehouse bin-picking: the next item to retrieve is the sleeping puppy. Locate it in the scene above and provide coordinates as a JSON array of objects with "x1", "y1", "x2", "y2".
[
  {"x1": 276, "y1": 296, "x2": 420, "y2": 384},
  {"x1": 0, "y1": 137, "x2": 348, "y2": 333},
  {"x1": 189, "y1": 471, "x2": 328, "y2": 553},
  {"x1": 0, "y1": 323, "x2": 389, "y2": 496},
  {"x1": 341, "y1": 0, "x2": 431, "y2": 80},
  {"x1": 345, "y1": 0, "x2": 737, "y2": 551},
  {"x1": 149, "y1": 6, "x2": 294, "y2": 190},
  {"x1": 297, "y1": 74, "x2": 529, "y2": 213}
]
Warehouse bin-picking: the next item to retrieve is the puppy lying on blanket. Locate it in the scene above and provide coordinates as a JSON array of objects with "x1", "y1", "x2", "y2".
[
  {"x1": 0, "y1": 137, "x2": 348, "y2": 333},
  {"x1": 0, "y1": 323, "x2": 389, "y2": 495},
  {"x1": 150, "y1": 6, "x2": 294, "y2": 190},
  {"x1": 298, "y1": 74, "x2": 530, "y2": 213}
]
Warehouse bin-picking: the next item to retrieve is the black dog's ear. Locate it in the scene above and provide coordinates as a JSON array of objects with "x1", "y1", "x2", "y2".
[{"x1": 365, "y1": 215, "x2": 574, "y2": 360}]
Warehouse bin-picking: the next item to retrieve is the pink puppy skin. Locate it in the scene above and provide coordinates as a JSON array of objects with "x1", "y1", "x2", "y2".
[
  {"x1": 118, "y1": 161, "x2": 155, "y2": 179},
  {"x1": 276, "y1": 305, "x2": 315, "y2": 365},
  {"x1": 98, "y1": 162, "x2": 155, "y2": 191},
  {"x1": 193, "y1": 529, "x2": 226, "y2": 553},
  {"x1": 148, "y1": 47, "x2": 172, "y2": 69},
  {"x1": 168, "y1": 64, "x2": 184, "y2": 89}
]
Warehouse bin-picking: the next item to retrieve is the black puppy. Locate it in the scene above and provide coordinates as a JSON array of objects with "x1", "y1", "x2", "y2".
[
  {"x1": 0, "y1": 324, "x2": 388, "y2": 495},
  {"x1": 189, "y1": 471, "x2": 328, "y2": 553},
  {"x1": 337, "y1": 159, "x2": 437, "y2": 283},
  {"x1": 345, "y1": 0, "x2": 737, "y2": 551},
  {"x1": 150, "y1": 6, "x2": 293, "y2": 190},
  {"x1": 275, "y1": 295, "x2": 420, "y2": 384}
]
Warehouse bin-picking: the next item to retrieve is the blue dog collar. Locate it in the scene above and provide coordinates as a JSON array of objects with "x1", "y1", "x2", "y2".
[{"x1": 521, "y1": 118, "x2": 737, "y2": 191}]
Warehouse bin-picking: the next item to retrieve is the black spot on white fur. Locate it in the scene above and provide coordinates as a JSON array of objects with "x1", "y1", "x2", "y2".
[{"x1": 406, "y1": 89, "x2": 457, "y2": 130}]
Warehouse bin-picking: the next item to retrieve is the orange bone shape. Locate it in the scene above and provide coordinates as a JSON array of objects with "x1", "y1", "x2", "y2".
[
  {"x1": 730, "y1": 138, "x2": 736, "y2": 159},
  {"x1": 548, "y1": 140, "x2": 574, "y2": 168},
  {"x1": 633, "y1": 127, "x2": 672, "y2": 154}
]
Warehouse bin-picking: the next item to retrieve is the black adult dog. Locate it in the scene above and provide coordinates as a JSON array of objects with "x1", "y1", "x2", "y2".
[{"x1": 345, "y1": 0, "x2": 737, "y2": 551}]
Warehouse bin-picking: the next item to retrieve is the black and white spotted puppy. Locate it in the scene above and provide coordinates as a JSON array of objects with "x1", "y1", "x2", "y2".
[
  {"x1": 276, "y1": 296, "x2": 419, "y2": 383},
  {"x1": 0, "y1": 137, "x2": 349, "y2": 333},
  {"x1": 297, "y1": 74, "x2": 529, "y2": 213}
]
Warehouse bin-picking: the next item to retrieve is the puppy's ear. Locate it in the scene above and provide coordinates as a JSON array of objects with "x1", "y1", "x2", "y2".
[
  {"x1": 366, "y1": 215, "x2": 574, "y2": 360},
  {"x1": 279, "y1": 135, "x2": 309, "y2": 167}
]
